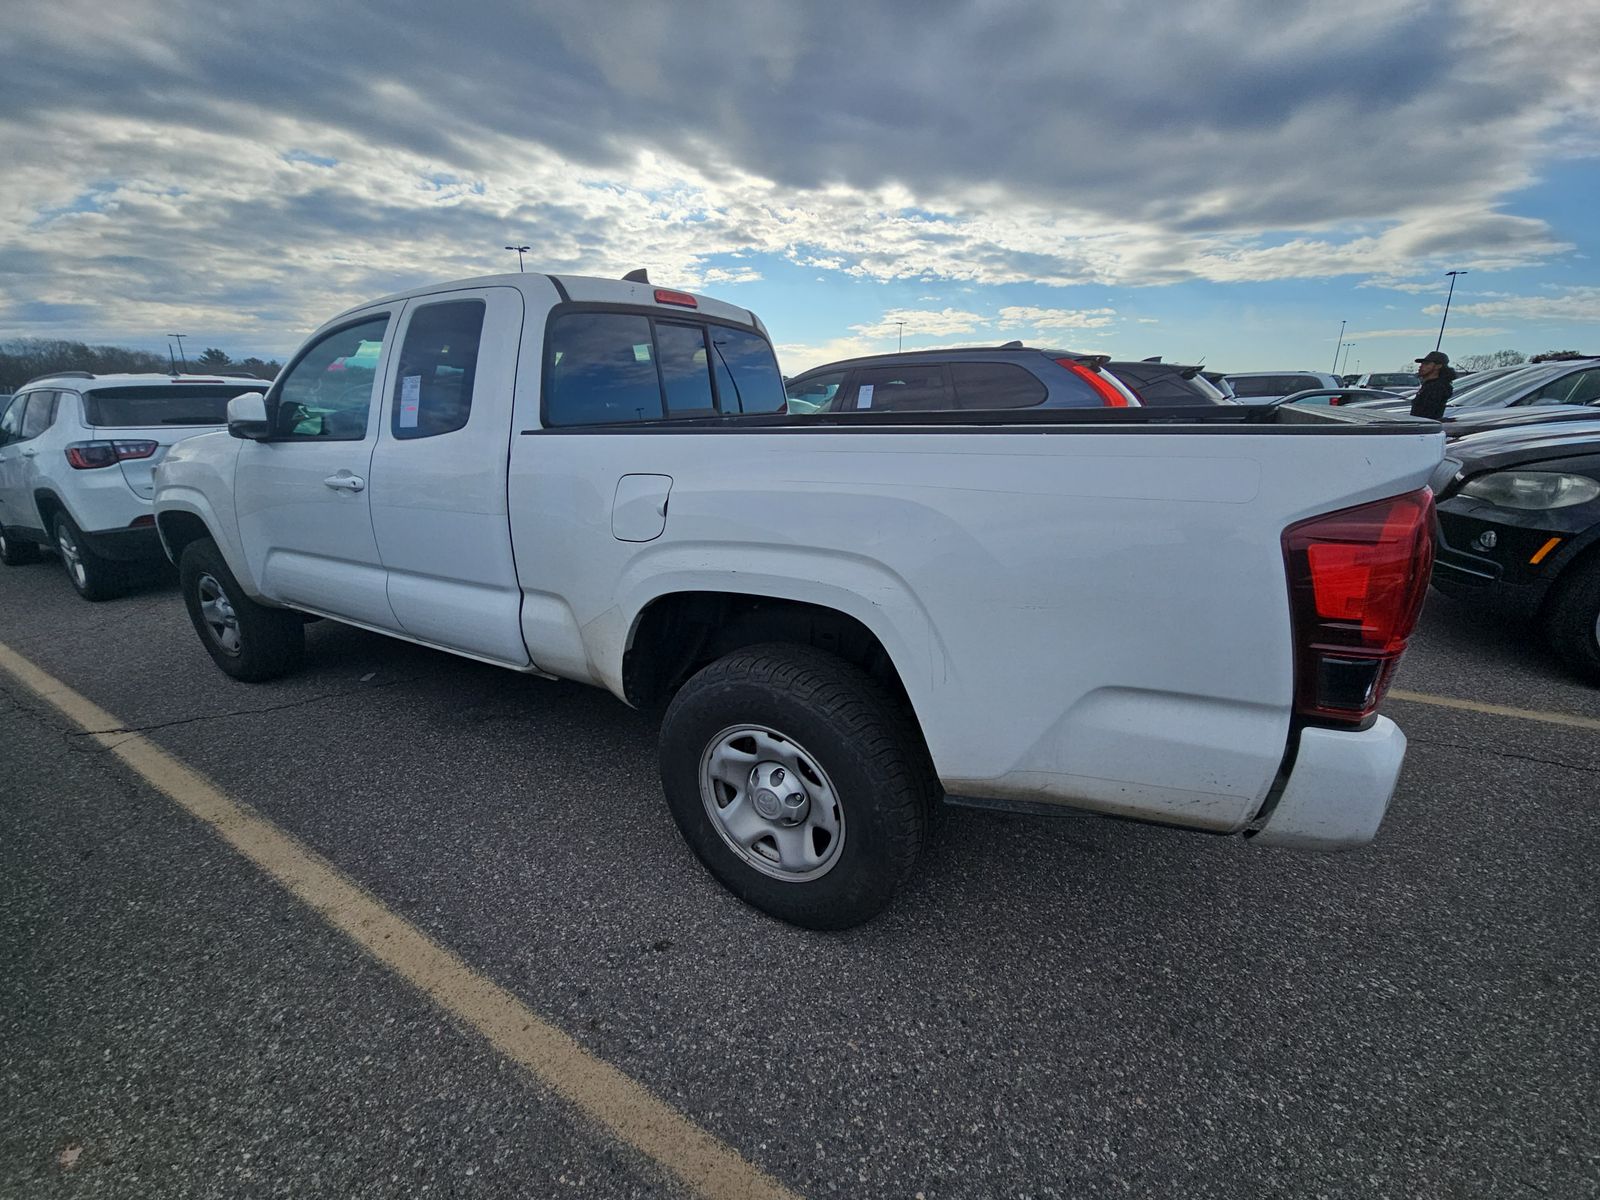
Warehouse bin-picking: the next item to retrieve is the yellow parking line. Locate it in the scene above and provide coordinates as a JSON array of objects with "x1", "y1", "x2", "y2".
[
  {"x1": 1388, "y1": 688, "x2": 1600, "y2": 733},
  {"x1": 0, "y1": 641, "x2": 798, "y2": 1200}
]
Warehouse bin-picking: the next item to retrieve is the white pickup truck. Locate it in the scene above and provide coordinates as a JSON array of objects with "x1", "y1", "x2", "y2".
[{"x1": 153, "y1": 272, "x2": 1442, "y2": 928}]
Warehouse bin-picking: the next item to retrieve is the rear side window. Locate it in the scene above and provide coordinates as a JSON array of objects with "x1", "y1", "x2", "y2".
[
  {"x1": 392, "y1": 300, "x2": 485, "y2": 439},
  {"x1": 949, "y1": 362, "x2": 1048, "y2": 409},
  {"x1": 82, "y1": 385, "x2": 253, "y2": 427},
  {"x1": 545, "y1": 313, "x2": 664, "y2": 426},
  {"x1": 20, "y1": 391, "x2": 58, "y2": 438},
  {"x1": 707, "y1": 326, "x2": 785, "y2": 414},
  {"x1": 544, "y1": 311, "x2": 786, "y2": 426},
  {"x1": 851, "y1": 365, "x2": 948, "y2": 411}
]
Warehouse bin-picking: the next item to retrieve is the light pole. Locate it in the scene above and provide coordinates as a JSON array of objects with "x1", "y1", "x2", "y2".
[
  {"x1": 168, "y1": 334, "x2": 188, "y2": 372},
  {"x1": 895, "y1": 321, "x2": 906, "y2": 353},
  {"x1": 1339, "y1": 341, "x2": 1355, "y2": 375},
  {"x1": 1331, "y1": 318, "x2": 1346, "y2": 374},
  {"x1": 504, "y1": 245, "x2": 530, "y2": 273},
  {"x1": 1435, "y1": 270, "x2": 1467, "y2": 352}
]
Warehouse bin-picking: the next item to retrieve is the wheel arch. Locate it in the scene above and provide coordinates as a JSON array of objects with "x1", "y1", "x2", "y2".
[
  {"x1": 154, "y1": 491, "x2": 264, "y2": 598},
  {"x1": 623, "y1": 589, "x2": 920, "y2": 720}
]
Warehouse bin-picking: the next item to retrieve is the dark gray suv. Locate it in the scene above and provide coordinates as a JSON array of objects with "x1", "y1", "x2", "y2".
[{"x1": 783, "y1": 346, "x2": 1143, "y2": 414}]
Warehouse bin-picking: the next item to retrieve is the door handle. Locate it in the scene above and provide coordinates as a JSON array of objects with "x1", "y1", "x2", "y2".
[
  {"x1": 323, "y1": 473, "x2": 366, "y2": 492},
  {"x1": 20, "y1": 447, "x2": 37, "y2": 458}
]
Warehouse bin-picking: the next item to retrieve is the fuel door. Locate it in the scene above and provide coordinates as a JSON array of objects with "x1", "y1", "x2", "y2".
[{"x1": 612, "y1": 473, "x2": 673, "y2": 542}]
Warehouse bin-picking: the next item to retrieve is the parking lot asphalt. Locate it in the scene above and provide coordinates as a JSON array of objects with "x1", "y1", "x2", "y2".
[{"x1": 2, "y1": 561, "x2": 1597, "y2": 1199}]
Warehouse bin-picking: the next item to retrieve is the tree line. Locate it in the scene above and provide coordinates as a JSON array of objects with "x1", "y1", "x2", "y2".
[
  {"x1": 0, "y1": 338, "x2": 281, "y2": 392},
  {"x1": 1451, "y1": 348, "x2": 1591, "y2": 372}
]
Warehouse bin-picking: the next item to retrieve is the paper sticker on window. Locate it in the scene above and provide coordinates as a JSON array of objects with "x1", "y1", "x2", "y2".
[
  {"x1": 856, "y1": 384, "x2": 874, "y2": 410},
  {"x1": 399, "y1": 374, "x2": 421, "y2": 428},
  {"x1": 633, "y1": 344, "x2": 653, "y2": 363}
]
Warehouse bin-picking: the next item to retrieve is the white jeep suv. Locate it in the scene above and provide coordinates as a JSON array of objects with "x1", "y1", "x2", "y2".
[{"x1": 0, "y1": 372, "x2": 265, "y2": 599}]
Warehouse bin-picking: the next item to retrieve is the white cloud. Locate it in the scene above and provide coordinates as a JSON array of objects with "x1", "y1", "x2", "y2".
[
  {"x1": 1421, "y1": 287, "x2": 1600, "y2": 324},
  {"x1": 1347, "y1": 326, "x2": 1511, "y2": 341},
  {"x1": 0, "y1": 0, "x2": 1596, "y2": 349},
  {"x1": 996, "y1": 306, "x2": 1117, "y2": 331},
  {"x1": 849, "y1": 308, "x2": 987, "y2": 339}
]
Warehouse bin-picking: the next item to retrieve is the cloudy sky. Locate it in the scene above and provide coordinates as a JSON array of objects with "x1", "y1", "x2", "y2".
[{"x1": 2, "y1": 0, "x2": 1597, "y2": 374}]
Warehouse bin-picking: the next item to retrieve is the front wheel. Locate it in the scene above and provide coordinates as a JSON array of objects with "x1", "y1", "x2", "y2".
[
  {"x1": 179, "y1": 537, "x2": 304, "y2": 682},
  {"x1": 659, "y1": 644, "x2": 936, "y2": 930},
  {"x1": 0, "y1": 522, "x2": 43, "y2": 566},
  {"x1": 1543, "y1": 558, "x2": 1600, "y2": 685}
]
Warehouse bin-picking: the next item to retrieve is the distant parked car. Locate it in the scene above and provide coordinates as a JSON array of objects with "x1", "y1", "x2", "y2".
[
  {"x1": 783, "y1": 345, "x2": 1141, "y2": 414},
  {"x1": 1431, "y1": 417, "x2": 1600, "y2": 682},
  {"x1": 1353, "y1": 371, "x2": 1421, "y2": 393},
  {"x1": 1222, "y1": 371, "x2": 1342, "y2": 404},
  {"x1": 1281, "y1": 388, "x2": 1412, "y2": 408},
  {"x1": 1349, "y1": 359, "x2": 1600, "y2": 417},
  {"x1": 1105, "y1": 362, "x2": 1235, "y2": 406},
  {"x1": 0, "y1": 372, "x2": 265, "y2": 598}
]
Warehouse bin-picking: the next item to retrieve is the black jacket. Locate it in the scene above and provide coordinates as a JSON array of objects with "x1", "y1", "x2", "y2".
[{"x1": 1410, "y1": 367, "x2": 1457, "y2": 420}]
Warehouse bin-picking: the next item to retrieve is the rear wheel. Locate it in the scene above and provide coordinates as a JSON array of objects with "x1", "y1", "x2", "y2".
[
  {"x1": 179, "y1": 537, "x2": 304, "y2": 682},
  {"x1": 0, "y1": 522, "x2": 42, "y2": 566},
  {"x1": 53, "y1": 512, "x2": 126, "y2": 600},
  {"x1": 1543, "y1": 558, "x2": 1600, "y2": 685},
  {"x1": 659, "y1": 644, "x2": 935, "y2": 929}
]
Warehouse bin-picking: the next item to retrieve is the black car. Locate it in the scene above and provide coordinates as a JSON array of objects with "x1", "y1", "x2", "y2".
[
  {"x1": 1431, "y1": 418, "x2": 1600, "y2": 682},
  {"x1": 1444, "y1": 399, "x2": 1600, "y2": 440},
  {"x1": 1104, "y1": 361, "x2": 1235, "y2": 406},
  {"x1": 782, "y1": 345, "x2": 1142, "y2": 413}
]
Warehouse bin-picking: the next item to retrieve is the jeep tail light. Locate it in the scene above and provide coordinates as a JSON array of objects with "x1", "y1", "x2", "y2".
[
  {"x1": 1282, "y1": 488, "x2": 1435, "y2": 725},
  {"x1": 65, "y1": 440, "x2": 158, "y2": 469},
  {"x1": 1055, "y1": 358, "x2": 1129, "y2": 407}
]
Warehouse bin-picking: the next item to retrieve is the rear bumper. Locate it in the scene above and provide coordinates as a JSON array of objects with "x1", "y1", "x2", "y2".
[
  {"x1": 1251, "y1": 716, "x2": 1406, "y2": 850},
  {"x1": 77, "y1": 525, "x2": 165, "y2": 563}
]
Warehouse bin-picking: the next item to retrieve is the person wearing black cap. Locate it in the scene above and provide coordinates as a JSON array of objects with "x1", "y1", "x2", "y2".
[{"x1": 1409, "y1": 350, "x2": 1457, "y2": 420}]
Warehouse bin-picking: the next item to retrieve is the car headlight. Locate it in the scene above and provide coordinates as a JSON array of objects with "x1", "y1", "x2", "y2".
[{"x1": 1457, "y1": 470, "x2": 1600, "y2": 510}]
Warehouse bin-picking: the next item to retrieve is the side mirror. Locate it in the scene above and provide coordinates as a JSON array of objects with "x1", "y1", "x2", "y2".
[{"x1": 227, "y1": 392, "x2": 271, "y2": 440}]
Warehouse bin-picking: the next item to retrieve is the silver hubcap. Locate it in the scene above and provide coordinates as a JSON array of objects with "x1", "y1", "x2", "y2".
[
  {"x1": 699, "y1": 725, "x2": 845, "y2": 882},
  {"x1": 197, "y1": 573, "x2": 242, "y2": 654},
  {"x1": 56, "y1": 526, "x2": 86, "y2": 589}
]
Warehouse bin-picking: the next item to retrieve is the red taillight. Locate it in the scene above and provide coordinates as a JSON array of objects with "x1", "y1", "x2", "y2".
[
  {"x1": 654, "y1": 288, "x2": 697, "y2": 308},
  {"x1": 65, "y1": 440, "x2": 158, "y2": 469},
  {"x1": 1055, "y1": 357, "x2": 1129, "y2": 407},
  {"x1": 1282, "y1": 488, "x2": 1435, "y2": 725}
]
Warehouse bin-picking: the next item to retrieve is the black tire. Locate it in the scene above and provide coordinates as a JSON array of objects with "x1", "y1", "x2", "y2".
[
  {"x1": 179, "y1": 537, "x2": 304, "y2": 682},
  {"x1": 52, "y1": 512, "x2": 126, "y2": 600},
  {"x1": 659, "y1": 643, "x2": 936, "y2": 930},
  {"x1": 0, "y1": 522, "x2": 42, "y2": 566},
  {"x1": 1543, "y1": 557, "x2": 1600, "y2": 685}
]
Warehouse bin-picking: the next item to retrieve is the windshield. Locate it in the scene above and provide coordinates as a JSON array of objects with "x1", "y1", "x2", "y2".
[
  {"x1": 1448, "y1": 365, "x2": 1566, "y2": 410},
  {"x1": 1365, "y1": 373, "x2": 1415, "y2": 389},
  {"x1": 1227, "y1": 374, "x2": 1320, "y2": 397},
  {"x1": 82, "y1": 383, "x2": 265, "y2": 427}
]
